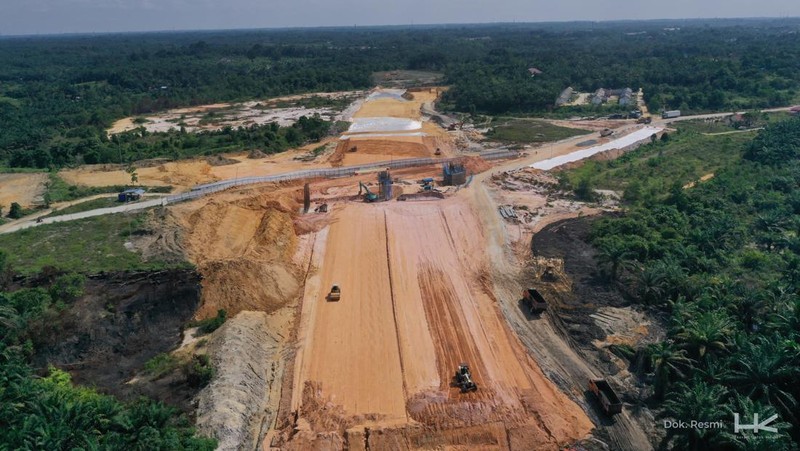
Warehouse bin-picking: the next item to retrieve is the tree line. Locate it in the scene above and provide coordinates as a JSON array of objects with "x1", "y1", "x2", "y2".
[
  {"x1": 3, "y1": 19, "x2": 800, "y2": 168},
  {"x1": 589, "y1": 118, "x2": 800, "y2": 449}
]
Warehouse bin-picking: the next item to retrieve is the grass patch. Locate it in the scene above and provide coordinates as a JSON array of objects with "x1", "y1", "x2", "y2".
[
  {"x1": 0, "y1": 210, "x2": 187, "y2": 275},
  {"x1": 486, "y1": 118, "x2": 591, "y2": 144},
  {"x1": 46, "y1": 173, "x2": 172, "y2": 203},
  {"x1": 144, "y1": 353, "x2": 179, "y2": 379},
  {"x1": 561, "y1": 130, "x2": 753, "y2": 201},
  {"x1": 0, "y1": 167, "x2": 45, "y2": 174},
  {"x1": 673, "y1": 120, "x2": 734, "y2": 134},
  {"x1": 44, "y1": 197, "x2": 120, "y2": 218}
]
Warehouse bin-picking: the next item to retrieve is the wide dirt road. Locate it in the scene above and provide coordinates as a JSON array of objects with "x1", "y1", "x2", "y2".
[{"x1": 287, "y1": 199, "x2": 592, "y2": 449}]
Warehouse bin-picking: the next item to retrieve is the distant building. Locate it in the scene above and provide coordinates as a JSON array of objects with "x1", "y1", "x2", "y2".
[
  {"x1": 618, "y1": 88, "x2": 634, "y2": 106},
  {"x1": 555, "y1": 87, "x2": 574, "y2": 106},
  {"x1": 592, "y1": 88, "x2": 607, "y2": 105}
]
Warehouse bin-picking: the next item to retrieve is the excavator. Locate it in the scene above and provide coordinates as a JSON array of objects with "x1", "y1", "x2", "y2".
[
  {"x1": 451, "y1": 363, "x2": 478, "y2": 393},
  {"x1": 358, "y1": 182, "x2": 379, "y2": 203}
]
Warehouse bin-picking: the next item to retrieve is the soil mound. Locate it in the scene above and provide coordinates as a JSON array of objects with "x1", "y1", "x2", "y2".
[
  {"x1": 197, "y1": 260, "x2": 299, "y2": 318},
  {"x1": 196, "y1": 311, "x2": 279, "y2": 451},
  {"x1": 462, "y1": 156, "x2": 491, "y2": 174},
  {"x1": 179, "y1": 198, "x2": 303, "y2": 319},
  {"x1": 247, "y1": 149, "x2": 267, "y2": 159}
]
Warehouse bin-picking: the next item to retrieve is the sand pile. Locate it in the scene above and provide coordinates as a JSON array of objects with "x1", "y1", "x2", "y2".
[
  {"x1": 462, "y1": 156, "x2": 491, "y2": 174},
  {"x1": 178, "y1": 196, "x2": 303, "y2": 319}
]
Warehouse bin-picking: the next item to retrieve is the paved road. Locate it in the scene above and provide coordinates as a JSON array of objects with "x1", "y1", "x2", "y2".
[{"x1": 656, "y1": 106, "x2": 793, "y2": 125}]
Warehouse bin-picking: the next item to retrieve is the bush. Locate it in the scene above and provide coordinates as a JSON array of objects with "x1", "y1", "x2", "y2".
[
  {"x1": 192, "y1": 309, "x2": 227, "y2": 335},
  {"x1": 144, "y1": 353, "x2": 178, "y2": 379},
  {"x1": 8, "y1": 202, "x2": 23, "y2": 219},
  {"x1": 184, "y1": 354, "x2": 214, "y2": 388},
  {"x1": 574, "y1": 176, "x2": 596, "y2": 201},
  {"x1": 48, "y1": 273, "x2": 85, "y2": 303}
]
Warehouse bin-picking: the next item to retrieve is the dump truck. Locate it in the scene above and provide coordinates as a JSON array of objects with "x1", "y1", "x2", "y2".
[
  {"x1": 588, "y1": 379, "x2": 623, "y2": 415},
  {"x1": 600, "y1": 128, "x2": 614, "y2": 137},
  {"x1": 452, "y1": 363, "x2": 478, "y2": 393},
  {"x1": 636, "y1": 116, "x2": 652, "y2": 124},
  {"x1": 522, "y1": 288, "x2": 547, "y2": 314},
  {"x1": 662, "y1": 110, "x2": 681, "y2": 119},
  {"x1": 327, "y1": 284, "x2": 341, "y2": 302}
]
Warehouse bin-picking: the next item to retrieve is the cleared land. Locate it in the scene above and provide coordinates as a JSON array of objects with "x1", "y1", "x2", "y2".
[
  {"x1": 108, "y1": 91, "x2": 362, "y2": 135},
  {"x1": 0, "y1": 172, "x2": 47, "y2": 208},
  {"x1": 287, "y1": 199, "x2": 593, "y2": 449}
]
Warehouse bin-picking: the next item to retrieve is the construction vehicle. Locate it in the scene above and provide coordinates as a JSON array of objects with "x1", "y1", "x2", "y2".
[
  {"x1": 600, "y1": 128, "x2": 614, "y2": 137},
  {"x1": 541, "y1": 266, "x2": 558, "y2": 282},
  {"x1": 522, "y1": 288, "x2": 547, "y2": 315},
  {"x1": 348, "y1": 145, "x2": 358, "y2": 152},
  {"x1": 662, "y1": 110, "x2": 681, "y2": 119},
  {"x1": 358, "y1": 182, "x2": 379, "y2": 203},
  {"x1": 451, "y1": 363, "x2": 478, "y2": 393},
  {"x1": 434, "y1": 148, "x2": 442, "y2": 156},
  {"x1": 588, "y1": 379, "x2": 623, "y2": 415},
  {"x1": 636, "y1": 116, "x2": 652, "y2": 124},
  {"x1": 327, "y1": 284, "x2": 341, "y2": 302}
]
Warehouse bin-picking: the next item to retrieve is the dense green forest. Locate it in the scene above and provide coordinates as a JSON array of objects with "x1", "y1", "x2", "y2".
[
  {"x1": 3, "y1": 19, "x2": 800, "y2": 168},
  {"x1": 583, "y1": 118, "x2": 800, "y2": 449},
  {"x1": 0, "y1": 260, "x2": 216, "y2": 449}
]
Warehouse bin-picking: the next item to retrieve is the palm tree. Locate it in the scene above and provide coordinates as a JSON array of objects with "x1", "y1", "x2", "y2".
[
  {"x1": 595, "y1": 237, "x2": 634, "y2": 281},
  {"x1": 675, "y1": 311, "x2": 735, "y2": 359},
  {"x1": 727, "y1": 336, "x2": 799, "y2": 423},
  {"x1": 717, "y1": 394, "x2": 795, "y2": 450},
  {"x1": 661, "y1": 380, "x2": 729, "y2": 451},
  {"x1": 647, "y1": 341, "x2": 693, "y2": 399},
  {"x1": 637, "y1": 263, "x2": 666, "y2": 305}
]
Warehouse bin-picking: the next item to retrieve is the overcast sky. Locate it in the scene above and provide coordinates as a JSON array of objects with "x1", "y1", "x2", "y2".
[{"x1": 2, "y1": 0, "x2": 800, "y2": 36}]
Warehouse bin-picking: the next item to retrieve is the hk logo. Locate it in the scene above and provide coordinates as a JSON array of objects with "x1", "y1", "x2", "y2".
[{"x1": 733, "y1": 413, "x2": 778, "y2": 434}]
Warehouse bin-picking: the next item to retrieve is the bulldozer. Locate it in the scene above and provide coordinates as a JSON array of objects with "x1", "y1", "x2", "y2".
[
  {"x1": 327, "y1": 284, "x2": 341, "y2": 302},
  {"x1": 358, "y1": 182, "x2": 379, "y2": 203},
  {"x1": 451, "y1": 363, "x2": 478, "y2": 393}
]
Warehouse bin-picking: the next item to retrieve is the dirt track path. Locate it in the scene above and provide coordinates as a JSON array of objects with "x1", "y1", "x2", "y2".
[{"x1": 463, "y1": 147, "x2": 655, "y2": 451}]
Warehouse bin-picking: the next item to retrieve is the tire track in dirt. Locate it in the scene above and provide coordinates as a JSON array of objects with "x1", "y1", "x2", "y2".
[{"x1": 384, "y1": 210, "x2": 410, "y2": 423}]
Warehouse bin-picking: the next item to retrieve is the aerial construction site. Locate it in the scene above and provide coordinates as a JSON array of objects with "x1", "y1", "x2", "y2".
[{"x1": 3, "y1": 86, "x2": 661, "y2": 450}]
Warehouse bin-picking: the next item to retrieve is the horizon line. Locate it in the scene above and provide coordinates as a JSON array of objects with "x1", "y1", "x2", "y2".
[{"x1": 2, "y1": 15, "x2": 799, "y2": 39}]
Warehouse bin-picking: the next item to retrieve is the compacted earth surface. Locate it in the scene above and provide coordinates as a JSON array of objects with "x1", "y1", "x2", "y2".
[{"x1": 21, "y1": 87, "x2": 669, "y2": 450}]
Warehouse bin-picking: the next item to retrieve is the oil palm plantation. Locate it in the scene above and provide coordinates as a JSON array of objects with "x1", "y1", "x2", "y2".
[
  {"x1": 661, "y1": 380, "x2": 729, "y2": 451},
  {"x1": 675, "y1": 310, "x2": 735, "y2": 359},
  {"x1": 646, "y1": 341, "x2": 693, "y2": 399}
]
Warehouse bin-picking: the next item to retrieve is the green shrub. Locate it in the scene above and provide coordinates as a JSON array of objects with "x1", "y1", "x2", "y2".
[
  {"x1": 144, "y1": 353, "x2": 178, "y2": 379},
  {"x1": 192, "y1": 309, "x2": 227, "y2": 335},
  {"x1": 184, "y1": 354, "x2": 214, "y2": 388}
]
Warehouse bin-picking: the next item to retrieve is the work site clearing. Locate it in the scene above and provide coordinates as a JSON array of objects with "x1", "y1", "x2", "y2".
[{"x1": 11, "y1": 87, "x2": 667, "y2": 450}]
